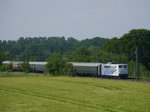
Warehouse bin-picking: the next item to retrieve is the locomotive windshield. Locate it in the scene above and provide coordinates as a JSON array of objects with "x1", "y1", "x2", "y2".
[{"x1": 124, "y1": 65, "x2": 128, "y2": 68}]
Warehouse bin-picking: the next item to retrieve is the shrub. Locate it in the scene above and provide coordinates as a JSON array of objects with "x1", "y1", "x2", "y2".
[
  {"x1": 62, "y1": 63, "x2": 75, "y2": 76},
  {"x1": 46, "y1": 53, "x2": 75, "y2": 76},
  {"x1": 128, "y1": 61, "x2": 150, "y2": 78},
  {"x1": 0, "y1": 64, "x2": 12, "y2": 72},
  {"x1": 20, "y1": 62, "x2": 31, "y2": 73}
]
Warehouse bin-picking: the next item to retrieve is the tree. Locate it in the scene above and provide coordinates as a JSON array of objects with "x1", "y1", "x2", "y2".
[
  {"x1": 0, "y1": 64, "x2": 12, "y2": 72},
  {"x1": 20, "y1": 62, "x2": 31, "y2": 73},
  {"x1": 79, "y1": 37, "x2": 109, "y2": 48},
  {"x1": 68, "y1": 47, "x2": 91, "y2": 62},
  {"x1": 46, "y1": 53, "x2": 74, "y2": 76},
  {"x1": 104, "y1": 29, "x2": 150, "y2": 70},
  {"x1": 0, "y1": 36, "x2": 108, "y2": 61},
  {"x1": 62, "y1": 63, "x2": 75, "y2": 76},
  {"x1": 0, "y1": 51, "x2": 4, "y2": 66}
]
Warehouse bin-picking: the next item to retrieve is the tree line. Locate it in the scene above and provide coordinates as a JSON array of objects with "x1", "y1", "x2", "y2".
[
  {"x1": 0, "y1": 29, "x2": 150, "y2": 77},
  {"x1": 0, "y1": 37, "x2": 108, "y2": 61}
]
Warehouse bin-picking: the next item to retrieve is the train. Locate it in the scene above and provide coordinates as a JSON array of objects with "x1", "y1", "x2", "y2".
[
  {"x1": 2, "y1": 61, "x2": 128, "y2": 78},
  {"x1": 2, "y1": 61, "x2": 47, "y2": 72}
]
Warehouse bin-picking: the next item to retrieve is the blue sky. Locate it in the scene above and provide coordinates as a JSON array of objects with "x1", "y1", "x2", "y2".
[{"x1": 0, "y1": 0, "x2": 150, "y2": 40}]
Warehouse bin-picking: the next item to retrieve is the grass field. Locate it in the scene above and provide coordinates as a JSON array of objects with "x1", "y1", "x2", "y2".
[{"x1": 0, "y1": 73, "x2": 150, "y2": 112}]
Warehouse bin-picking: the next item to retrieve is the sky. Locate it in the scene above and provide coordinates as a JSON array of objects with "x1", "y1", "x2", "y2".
[{"x1": 0, "y1": 0, "x2": 150, "y2": 40}]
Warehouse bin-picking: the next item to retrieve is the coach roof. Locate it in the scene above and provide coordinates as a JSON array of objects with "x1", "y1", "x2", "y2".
[
  {"x1": 69, "y1": 62, "x2": 102, "y2": 67},
  {"x1": 29, "y1": 62, "x2": 47, "y2": 65}
]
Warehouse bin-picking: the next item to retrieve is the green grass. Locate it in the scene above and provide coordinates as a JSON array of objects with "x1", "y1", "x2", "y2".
[
  {"x1": 0, "y1": 73, "x2": 150, "y2": 112},
  {"x1": 0, "y1": 72, "x2": 45, "y2": 77}
]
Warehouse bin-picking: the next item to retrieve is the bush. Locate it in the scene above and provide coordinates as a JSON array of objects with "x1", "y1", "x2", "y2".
[
  {"x1": 20, "y1": 62, "x2": 31, "y2": 73},
  {"x1": 62, "y1": 63, "x2": 75, "y2": 76},
  {"x1": 0, "y1": 64, "x2": 12, "y2": 72},
  {"x1": 139, "y1": 64, "x2": 150, "y2": 78},
  {"x1": 46, "y1": 53, "x2": 75, "y2": 76},
  {"x1": 0, "y1": 52, "x2": 4, "y2": 66},
  {"x1": 128, "y1": 61, "x2": 150, "y2": 78}
]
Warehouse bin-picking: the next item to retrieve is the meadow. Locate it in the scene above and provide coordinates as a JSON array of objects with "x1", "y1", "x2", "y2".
[{"x1": 0, "y1": 73, "x2": 150, "y2": 112}]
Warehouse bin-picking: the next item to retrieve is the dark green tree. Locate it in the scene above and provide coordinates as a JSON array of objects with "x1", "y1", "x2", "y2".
[
  {"x1": 68, "y1": 47, "x2": 91, "y2": 62},
  {"x1": 20, "y1": 62, "x2": 31, "y2": 73},
  {"x1": 0, "y1": 64, "x2": 12, "y2": 72},
  {"x1": 104, "y1": 29, "x2": 150, "y2": 70},
  {"x1": 62, "y1": 63, "x2": 75, "y2": 76},
  {"x1": 0, "y1": 51, "x2": 4, "y2": 66},
  {"x1": 46, "y1": 53, "x2": 74, "y2": 76},
  {"x1": 0, "y1": 36, "x2": 109, "y2": 61}
]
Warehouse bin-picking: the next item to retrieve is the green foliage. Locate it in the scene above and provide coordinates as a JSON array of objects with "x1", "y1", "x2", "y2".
[
  {"x1": 68, "y1": 47, "x2": 128, "y2": 63},
  {"x1": 62, "y1": 63, "x2": 75, "y2": 76},
  {"x1": 0, "y1": 51, "x2": 4, "y2": 66},
  {"x1": 68, "y1": 47, "x2": 91, "y2": 62},
  {"x1": 46, "y1": 53, "x2": 64, "y2": 75},
  {"x1": 127, "y1": 61, "x2": 137, "y2": 78},
  {"x1": 0, "y1": 37, "x2": 108, "y2": 61},
  {"x1": 20, "y1": 62, "x2": 31, "y2": 73},
  {"x1": 103, "y1": 38, "x2": 121, "y2": 54},
  {"x1": 104, "y1": 29, "x2": 150, "y2": 70},
  {"x1": 72, "y1": 47, "x2": 90, "y2": 55},
  {"x1": 139, "y1": 64, "x2": 150, "y2": 78},
  {"x1": 86, "y1": 50, "x2": 128, "y2": 63},
  {"x1": 0, "y1": 64, "x2": 12, "y2": 72},
  {"x1": 79, "y1": 37, "x2": 109, "y2": 48},
  {"x1": 46, "y1": 53, "x2": 74, "y2": 76}
]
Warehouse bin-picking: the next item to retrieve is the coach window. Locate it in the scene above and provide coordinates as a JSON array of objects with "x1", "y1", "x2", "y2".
[
  {"x1": 104, "y1": 66, "x2": 110, "y2": 68},
  {"x1": 119, "y1": 65, "x2": 122, "y2": 68}
]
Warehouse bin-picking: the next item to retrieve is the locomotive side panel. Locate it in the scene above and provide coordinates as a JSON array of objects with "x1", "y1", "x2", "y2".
[{"x1": 101, "y1": 64, "x2": 118, "y2": 76}]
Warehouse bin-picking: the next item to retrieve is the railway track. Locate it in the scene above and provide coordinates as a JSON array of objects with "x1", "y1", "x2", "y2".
[
  {"x1": 121, "y1": 78, "x2": 150, "y2": 82},
  {"x1": 76, "y1": 76, "x2": 150, "y2": 83},
  {"x1": 102, "y1": 78, "x2": 150, "y2": 83}
]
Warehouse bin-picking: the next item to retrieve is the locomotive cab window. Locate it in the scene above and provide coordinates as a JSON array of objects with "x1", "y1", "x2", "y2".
[{"x1": 124, "y1": 65, "x2": 127, "y2": 68}]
